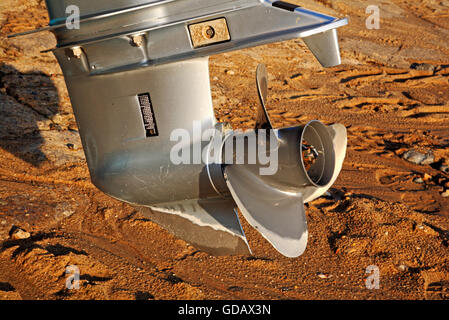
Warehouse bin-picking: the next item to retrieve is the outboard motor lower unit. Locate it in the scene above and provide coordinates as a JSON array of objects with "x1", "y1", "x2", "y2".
[{"x1": 12, "y1": 0, "x2": 348, "y2": 257}]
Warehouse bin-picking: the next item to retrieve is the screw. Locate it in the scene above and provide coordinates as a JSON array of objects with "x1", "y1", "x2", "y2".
[{"x1": 204, "y1": 26, "x2": 215, "y2": 39}]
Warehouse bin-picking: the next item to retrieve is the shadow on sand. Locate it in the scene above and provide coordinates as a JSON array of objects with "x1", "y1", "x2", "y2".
[{"x1": 0, "y1": 63, "x2": 60, "y2": 166}]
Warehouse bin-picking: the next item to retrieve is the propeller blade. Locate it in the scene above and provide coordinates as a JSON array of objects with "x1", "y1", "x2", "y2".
[
  {"x1": 255, "y1": 64, "x2": 273, "y2": 129},
  {"x1": 224, "y1": 164, "x2": 308, "y2": 258}
]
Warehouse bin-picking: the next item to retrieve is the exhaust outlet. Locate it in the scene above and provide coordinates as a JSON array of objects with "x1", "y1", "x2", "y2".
[
  {"x1": 10, "y1": 0, "x2": 348, "y2": 257},
  {"x1": 222, "y1": 120, "x2": 343, "y2": 258},
  {"x1": 300, "y1": 121, "x2": 336, "y2": 188}
]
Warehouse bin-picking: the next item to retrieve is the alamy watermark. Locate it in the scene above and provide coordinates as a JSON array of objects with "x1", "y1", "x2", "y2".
[
  {"x1": 170, "y1": 121, "x2": 279, "y2": 176},
  {"x1": 66, "y1": 5, "x2": 80, "y2": 30},
  {"x1": 365, "y1": 265, "x2": 380, "y2": 289},
  {"x1": 366, "y1": 5, "x2": 380, "y2": 30},
  {"x1": 65, "y1": 265, "x2": 80, "y2": 290}
]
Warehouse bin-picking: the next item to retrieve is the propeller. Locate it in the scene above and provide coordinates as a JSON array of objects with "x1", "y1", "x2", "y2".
[{"x1": 223, "y1": 64, "x2": 347, "y2": 257}]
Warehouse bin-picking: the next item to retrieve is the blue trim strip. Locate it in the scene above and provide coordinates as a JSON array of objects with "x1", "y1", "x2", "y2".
[{"x1": 294, "y1": 7, "x2": 335, "y2": 21}]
